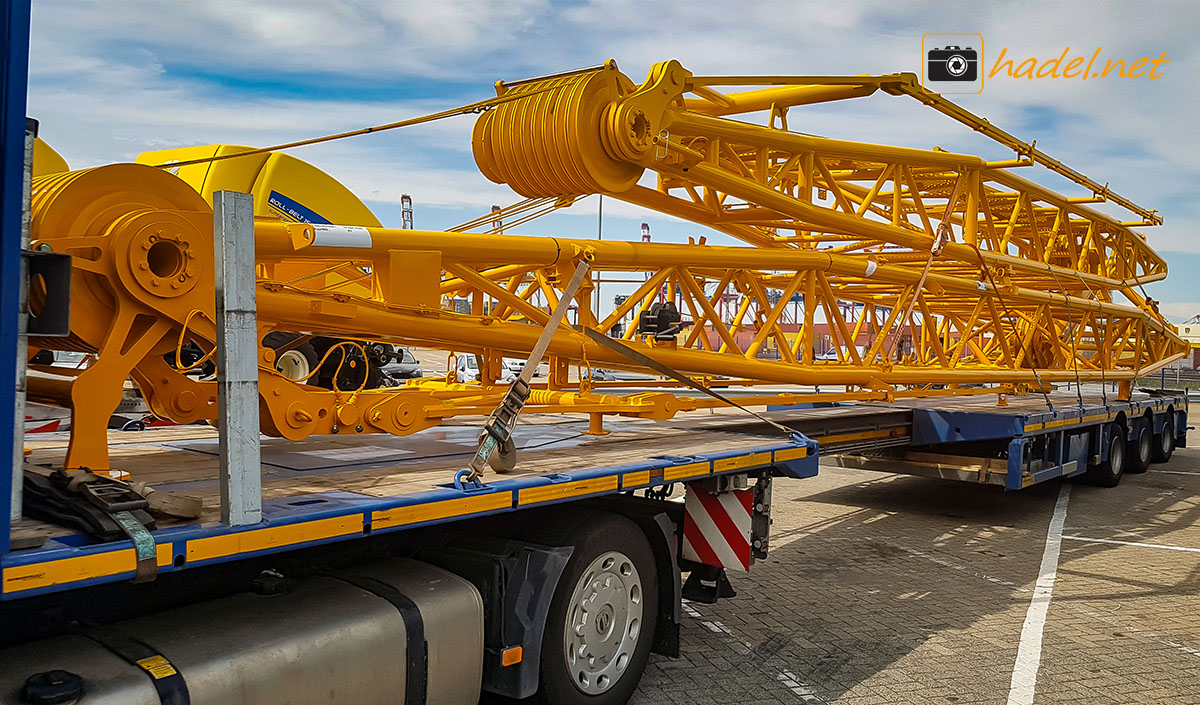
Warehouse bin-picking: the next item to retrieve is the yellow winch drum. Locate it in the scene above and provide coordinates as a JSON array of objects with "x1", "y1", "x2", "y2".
[{"x1": 472, "y1": 67, "x2": 642, "y2": 197}]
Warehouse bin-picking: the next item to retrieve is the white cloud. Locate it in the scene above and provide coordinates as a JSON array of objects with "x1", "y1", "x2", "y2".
[
  {"x1": 25, "y1": 0, "x2": 1200, "y2": 289},
  {"x1": 1159, "y1": 302, "x2": 1200, "y2": 323}
]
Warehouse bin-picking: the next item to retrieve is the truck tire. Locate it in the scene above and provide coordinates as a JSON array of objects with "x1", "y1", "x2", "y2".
[
  {"x1": 1127, "y1": 423, "x2": 1152, "y2": 474},
  {"x1": 1152, "y1": 418, "x2": 1175, "y2": 463},
  {"x1": 534, "y1": 514, "x2": 658, "y2": 705},
  {"x1": 1089, "y1": 424, "x2": 1125, "y2": 487}
]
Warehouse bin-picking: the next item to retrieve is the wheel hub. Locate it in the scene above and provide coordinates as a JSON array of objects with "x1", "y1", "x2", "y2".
[
  {"x1": 563, "y1": 550, "x2": 643, "y2": 695},
  {"x1": 595, "y1": 606, "x2": 614, "y2": 638},
  {"x1": 276, "y1": 350, "x2": 312, "y2": 381}
]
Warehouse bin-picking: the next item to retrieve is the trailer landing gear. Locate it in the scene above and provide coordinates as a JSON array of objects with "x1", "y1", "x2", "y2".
[{"x1": 682, "y1": 564, "x2": 737, "y2": 604}]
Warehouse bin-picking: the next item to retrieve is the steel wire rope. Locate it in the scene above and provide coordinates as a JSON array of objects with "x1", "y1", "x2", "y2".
[
  {"x1": 1046, "y1": 266, "x2": 1087, "y2": 411},
  {"x1": 968, "y1": 242, "x2": 1055, "y2": 412},
  {"x1": 147, "y1": 85, "x2": 564, "y2": 169}
]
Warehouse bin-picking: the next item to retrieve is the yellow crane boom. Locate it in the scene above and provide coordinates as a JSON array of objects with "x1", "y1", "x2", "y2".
[{"x1": 25, "y1": 59, "x2": 1186, "y2": 473}]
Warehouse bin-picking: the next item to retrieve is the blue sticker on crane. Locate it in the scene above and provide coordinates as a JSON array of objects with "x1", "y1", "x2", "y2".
[{"x1": 267, "y1": 190, "x2": 331, "y2": 224}]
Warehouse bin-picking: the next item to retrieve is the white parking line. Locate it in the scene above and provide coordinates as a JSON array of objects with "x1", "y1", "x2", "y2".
[
  {"x1": 881, "y1": 537, "x2": 1200, "y2": 660},
  {"x1": 1007, "y1": 483, "x2": 1071, "y2": 705},
  {"x1": 1062, "y1": 535, "x2": 1200, "y2": 553},
  {"x1": 683, "y1": 600, "x2": 826, "y2": 702},
  {"x1": 777, "y1": 670, "x2": 827, "y2": 703}
]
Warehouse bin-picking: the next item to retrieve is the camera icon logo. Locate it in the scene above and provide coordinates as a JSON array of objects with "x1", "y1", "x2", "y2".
[
  {"x1": 928, "y1": 46, "x2": 978, "y2": 81},
  {"x1": 922, "y1": 33, "x2": 984, "y2": 93}
]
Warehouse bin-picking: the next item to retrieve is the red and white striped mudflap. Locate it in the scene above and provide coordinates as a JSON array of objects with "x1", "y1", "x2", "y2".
[
  {"x1": 24, "y1": 418, "x2": 61, "y2": 434},
  {"x1": 682, "y1": 485, "x2": 754, "y2": 572}
]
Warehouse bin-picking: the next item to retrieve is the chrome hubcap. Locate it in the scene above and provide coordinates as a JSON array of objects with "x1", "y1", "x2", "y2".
[{"x1": 563, "y1": 550, "x2": 643, "y2": 695}]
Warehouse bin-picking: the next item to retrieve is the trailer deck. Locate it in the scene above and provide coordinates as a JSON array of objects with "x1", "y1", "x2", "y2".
[
  {"x1": 4, "y1": 390, "x2": 1186, "y2": 601},
  {"x1": 835, "y1": 392, "x2": 1188, "y2": 489},
  {"x1": 4, "y1": 417, "x2": 818, "y2": 599}
]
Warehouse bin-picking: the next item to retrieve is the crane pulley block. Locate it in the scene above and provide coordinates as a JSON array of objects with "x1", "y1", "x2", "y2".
[{"x1": 637, "y1": 302, "x2": 689, "y2": 341}]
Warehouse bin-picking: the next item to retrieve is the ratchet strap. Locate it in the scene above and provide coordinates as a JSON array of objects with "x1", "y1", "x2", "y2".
[
  {"x1": 462, "y1": 259, "x2": 592, "y2": 483},
  {"x1": 580, "y1": 328, "x2": 804, "y2": 442},
  {"x1": 23, "y1": 470, "x2": 158, "y2": 582}
]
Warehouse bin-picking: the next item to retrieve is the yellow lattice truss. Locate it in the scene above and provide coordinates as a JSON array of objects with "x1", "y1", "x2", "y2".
[{"x1": 26, "y1": 60, "x2": 1186, "y2": 472}]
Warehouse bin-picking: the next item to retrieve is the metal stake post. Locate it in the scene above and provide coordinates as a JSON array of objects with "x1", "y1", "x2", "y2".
[
  {"x1": 2, "y1": 0, "x2": 32, "y2": 548},
  {"x1": 214, "y1": 191, "x2": 262, "y2": 526},
  {"x1": 9, "y1": 118, "x2": 31, "y2": 522}
]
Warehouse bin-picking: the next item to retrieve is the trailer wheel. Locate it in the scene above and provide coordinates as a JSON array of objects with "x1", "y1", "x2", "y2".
[
  {"x1": 1127, "y1": 423, "x2": 1152, "y2": 474},
  {"x1": 1089, "y1": 424, "x2": 1125, "y2": 487},
  {"x1": 1152, "y1": 418, "x2": 1175, "y2": 463},
  {"x1": 535, "y1": 514, "x2": 658, "y2": 705},
  {"x1": 264, "y1": 332, "x2": 318, "y2": 382}
]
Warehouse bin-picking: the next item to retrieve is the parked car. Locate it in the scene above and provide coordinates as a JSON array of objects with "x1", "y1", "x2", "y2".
[
  {"x1": 815, "y1": 345, "x2": 867, "y2": 362},
  {"x1": 582, "y1": 369, "x2": 658, "y2": 383},
  {"x1": 381, "y1": 347, "x2": 423, "y2": 380},
  {"x1": 455, "y1": 354, "x2": 480, "y2": 383},
  {"x1": 502, "y1": 358, "x2": 546, "y2": 378}
]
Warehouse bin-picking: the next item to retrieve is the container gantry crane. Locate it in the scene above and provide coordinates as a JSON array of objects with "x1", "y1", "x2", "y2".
[{"x1": 25, "y1": 60, "x2": 1186, "y2": 473}]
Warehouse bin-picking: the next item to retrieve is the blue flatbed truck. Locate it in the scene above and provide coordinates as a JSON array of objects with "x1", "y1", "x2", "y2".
[
  {"x1": 1, "y1": 418, "x2": 819, "y2": 705},
  {"x1": 0, "y1": 4, "x2": 1191, "y2": 703},
  {"x1": 0, "y1": 389, "x2": 1187, "y2": 705}
]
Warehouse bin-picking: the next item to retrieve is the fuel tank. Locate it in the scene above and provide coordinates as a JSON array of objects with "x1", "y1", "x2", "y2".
[{"x1": 0, "y1": 558, "x2": 483, "y2": 705}]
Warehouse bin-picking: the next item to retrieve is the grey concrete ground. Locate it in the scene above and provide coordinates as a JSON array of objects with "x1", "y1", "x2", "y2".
[{"x1": 632, "y1": 407, "x2": 1200, "y2": 704}]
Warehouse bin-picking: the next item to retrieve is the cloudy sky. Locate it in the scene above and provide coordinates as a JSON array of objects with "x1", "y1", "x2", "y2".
[{"x1": 26, "y1": 0, "x2": 1200, "y2": 320}]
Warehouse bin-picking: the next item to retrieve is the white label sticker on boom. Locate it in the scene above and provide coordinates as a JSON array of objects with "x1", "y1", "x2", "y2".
[{"x1": 311, "y1": 224, "x2": 372, "y2": 248}]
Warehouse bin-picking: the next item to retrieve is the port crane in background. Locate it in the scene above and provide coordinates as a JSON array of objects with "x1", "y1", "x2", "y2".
[{"x1": 23, "y1": 59, "x2": 1185, "y2": 474}]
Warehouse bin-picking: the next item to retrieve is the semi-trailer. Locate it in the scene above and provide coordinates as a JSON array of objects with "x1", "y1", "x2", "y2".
[{"x1": 0, "y1": 6, "x2": 1190, "y2": 703}]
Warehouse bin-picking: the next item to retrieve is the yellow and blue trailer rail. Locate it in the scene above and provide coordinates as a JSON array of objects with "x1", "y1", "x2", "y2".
[{"x1": 2, "y1": 434, "x2": 817, "y2": 600}]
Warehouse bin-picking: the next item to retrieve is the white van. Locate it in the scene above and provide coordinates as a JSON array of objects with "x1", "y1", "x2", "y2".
[
  {"x1": 455, "y1": 354, "x2": 480, "y2": 383},
  {"x1": 456, "y1": 354, "x2": 523, "y2": 383}
]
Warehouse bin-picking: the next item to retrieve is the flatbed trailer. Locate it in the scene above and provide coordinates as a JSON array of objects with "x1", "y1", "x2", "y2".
[
  {"x1": 833, "y1": 392, "x2": 1188, "y2": 489},
  {"x1": 4, "y1": 420, "x2": 818, "y2": 600},
  {"x1": 1, "y1": 416, "x2": 819, "y2": 705},
  {"x1": 0, "y1": 390, "x2": 1187, "y2": 704},
  {"x1": 0, "y1": 11, "x2": 1190, "y2": 701}
]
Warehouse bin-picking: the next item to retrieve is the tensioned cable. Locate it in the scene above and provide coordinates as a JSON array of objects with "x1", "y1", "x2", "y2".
[
  {"x1": 968, "y1": 242, "x2": 1055, "y2": 412},
  {"x1": 148, "y1": 85, "x2": 562, "y2": 169},
  {"x1": 1046, "y1": 266, "x2": 1087, "y2": 411}
]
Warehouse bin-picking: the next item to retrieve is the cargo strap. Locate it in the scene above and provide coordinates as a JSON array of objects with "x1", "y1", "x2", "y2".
[
  {"x1": 333, "y1": 573, "x2": 428, "y2": 705},
  {"x1": 580, "y1": 328, "x2": 805, "y2": 443},
  {"x1": 461, "y1": 259, "x2": 592, "y2": 484},
  {"x1": 80, "y1": 626, "x2": 190, "y2": 705},
  {"x1": 23, "y1": 470, "x2": 158, "y2": 582}
]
